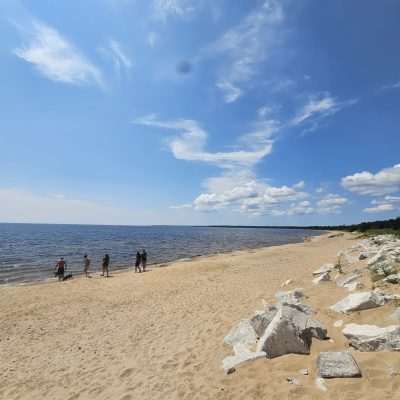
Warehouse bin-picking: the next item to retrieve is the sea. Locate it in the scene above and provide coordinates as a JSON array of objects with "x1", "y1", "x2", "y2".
[{"x1": 0, "y1": 224, "x2": 321, "y2": 285}]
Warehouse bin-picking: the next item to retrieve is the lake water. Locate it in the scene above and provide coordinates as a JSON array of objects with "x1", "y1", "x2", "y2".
[{"x1": 0, "y1": 224, "x2": 321, "y2": 285}]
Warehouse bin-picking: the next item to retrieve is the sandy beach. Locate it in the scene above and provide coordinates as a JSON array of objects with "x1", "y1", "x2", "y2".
[{"x1": 1, "y1": 232, "x2": 400, "y2": 400}]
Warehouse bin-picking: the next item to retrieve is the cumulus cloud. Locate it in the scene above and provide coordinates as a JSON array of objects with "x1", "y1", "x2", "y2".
[
  {"x1": 133, "y1": 114, "x2": 276, "y2": 168},
  {"x1": 14, "y1": 19, "x2": 103, "y2": 87},
  {"x1": 364, "y1": 203, "x2": 395, "y2": 213},
  {"x1": 316, "y1": 194, "x2": 348, "y2": 214},
  {"x1": 341, "y1": 164, "x2": 400, "y2": 196},
  {"x1": 363, "y1": 195, "x2": 400, "y2": 213}
]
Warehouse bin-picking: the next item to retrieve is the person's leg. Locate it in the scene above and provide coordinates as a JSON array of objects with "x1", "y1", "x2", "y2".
[{"x1": 106, "y1": 265, "x2": 109, "y2": 277}]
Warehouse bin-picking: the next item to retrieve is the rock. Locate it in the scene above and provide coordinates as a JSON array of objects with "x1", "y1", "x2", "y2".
[
  {"x1": 275, "y1": 288, "x2": 305, "y2": 305},
  {"x1": 285, "y1": 302, "x2": 314, "y2": 316},
  {"x1": 330, "y1": 291, "x2": 386, "y2": 313},
  {"x1": 250, "y1": 305, "x2": 278, "y2": 338},
  {"x1": 342, "y1": 323, "x2": 400, "y2": 351},
  {"x1": 383, "y1": 273, "x2": 400, "y2": 284},
  {"x1": 281, "y1": 279, "x2": 293, "y2": 287},
  {"x1": 222, "y1": 349, "x2": 266, "y2": 374},
  {"x1": 257, "y1": 305, "x2": 312, "y2": 358},
  {"x1": 315, "y1": 377, "x2": 327, "y2": 392},
  {"x1": 286, "y1": 377, "x2": 301, "y2": 385},
  {"x1": 336, "y1": 272, "x2": 361, "y2": 288},
  {"x1": 369, "y1": 261, "x2": 399, "y2": 281},
  {"x1": 306, "y1": 319, "x2": 328, "y2": 340},
  {"x1": 256, "y1": 304, "x2": 326, "y2": 358},
  {"x1": 345, "y1": 281, "x2": 363, "y2": 292},
  {"x1": 313, "y1": 264, "x2": 335, "y2": 276},
  {"x1": 334, "y1": 320, "x2": 344, "y2": 328},
  {"x1": 359, "y1": 253, "x2": 368, "y2": 260},
  {"x1": 299, "y1": 368, "x2": 309, "y2": 375},
  {"x1": 317, "y1": 352, "x2": 362, "y2": 378},
  {"x1": 312, "y1": 272, "x2": 331, "y2": 285},
  {"x1": 224, "y1": 319, "x2": 257, "y2": 350}
]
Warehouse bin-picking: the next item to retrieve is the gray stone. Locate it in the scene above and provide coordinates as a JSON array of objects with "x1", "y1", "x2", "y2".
[
  {"x1": 306, "y1": 318, "x2": 328, "y2": 340},
  {"x1": 313, "y1": 264, "x2": 335, "y2": 276},
  {"x1": 250, "y1": 305, "x2": 278, "y2": 338},
  {"x1": 275, "y1": 288, "x2": 305, "y2": 305},
  {"x1": 330, "y1": 291, "x2": 386, "y2": 313},
  {"x1": 317, "y1": 352, "x2": 362, "y2": 378},
  {"x1": 359, "y1": 253, "x2": 368, "y2": 260},
  {"x1": 313, "y1": 272, "x2": 331, "y2": 285},
  {"x1": 342, "y1": 323, "x2": 400, "y2": 351},
  {"x1": 256, "y1": 304, "x2": 326, "y2": 358},
  {"x1": 336, "y1": 272, "x2": 361, "y2": 288},
  {"x1": 222, "y1": 348, "x2": 266, "y2": 374},
  {"x1": 224, "y1": 319, "x2": 257, "y2": 350},
  {"x1": 383, "y1": 273, "x2": 400, "y2": 284}
]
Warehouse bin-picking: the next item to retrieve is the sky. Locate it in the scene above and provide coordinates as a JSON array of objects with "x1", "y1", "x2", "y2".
[{"x1": 1, "y1": 0, "x2": 400, "y2": 226}]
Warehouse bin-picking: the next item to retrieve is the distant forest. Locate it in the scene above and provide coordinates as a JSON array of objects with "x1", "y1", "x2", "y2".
[
  {"x1": 206, "y1": 216, "x2": 400, "y2": 233},
  {"x1": 307, "y1": 216, "x2": 400, "y2": 232}
]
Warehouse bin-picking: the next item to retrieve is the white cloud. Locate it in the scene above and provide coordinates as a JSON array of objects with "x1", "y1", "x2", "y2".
[
  {"x1": 14, "y1": 20, "x2": 103, "y2": 87},
  {"x1": 216, "y1": 80, "x2": 242, "y2": 103},
  {"x1": 380, "y1": 81, "x2": 400, "y2": 91},
  {"x1": 99, "y1": 39, "x2": 132, "y2": 78},
  {"x1": 363, "y1": 195, "x2": 400, "y2": 213},
  {"x1": 203, "y1": 0, "x2": 284, "y2": 102},
  {"x1": 341, "y1": 164, "x2": 400, "y2": 196},
  {"x1": 153, "y1": 0, "x2": 196, "y2": 20},
  {"x1": 316, "y1": 194, "x2": 348, "y2": 214},
  {"x1": 364, "y1": 203, "x2": 395, "y2": 213},
  {"x1": 133, "y1": 114, "x2": 276, "y2": 168},
  {"x1": 291, "y1": 93, "x2": 357, "y2": 127},
  {"x1": 293, "y1": 180, "x2": 305, "y2": 189}
]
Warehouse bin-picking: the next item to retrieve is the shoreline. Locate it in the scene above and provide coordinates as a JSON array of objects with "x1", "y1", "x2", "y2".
[{"x1": 0, "y1": 231, "x2": 327, "y2": 289}]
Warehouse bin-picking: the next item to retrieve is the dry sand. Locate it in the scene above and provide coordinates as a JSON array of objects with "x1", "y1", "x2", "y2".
[{"x1": 1, "y1": 233, "x2": 400, "y2": 400}]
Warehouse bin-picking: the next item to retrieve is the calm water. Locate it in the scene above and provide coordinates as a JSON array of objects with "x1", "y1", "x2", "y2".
[{"x1": 0, "y1": 224, "x2": 321, "y2": 285}]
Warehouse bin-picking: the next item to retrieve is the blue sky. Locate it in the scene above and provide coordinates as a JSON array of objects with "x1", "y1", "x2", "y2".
[{"x1": 1, "y1": 0, "x2": 400, "y2": 225}]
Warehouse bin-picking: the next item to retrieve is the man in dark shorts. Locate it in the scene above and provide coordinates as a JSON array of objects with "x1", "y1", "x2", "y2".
[
  {"x1": 83, "y1": 254, "x2": 91, "y2": 277},
  {"x1": 102, "y1": 254, "x2": 110, "y2": 277},
  {"x1": 135, "y1": 251, "x2": 141, "y2": 273},
  {"x1": 141, "y1": 249, "x2": 147, "y2": 272},
  {"x1": 55, "y1": 257, "x2": 66, "y2": 281}
]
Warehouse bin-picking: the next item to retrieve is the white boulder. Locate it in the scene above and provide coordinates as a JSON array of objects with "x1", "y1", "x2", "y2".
[
  {"x1": 317, "y1": 352, "x2": 362, "y2": 378},
  {"x1": 222, "y1": 348, "x2": 266, "y2": 374},
  {"x1": 224, "y1": 319, "x2": 257, "y2": 351},
  {"x1": 313, "y1": 272, "x2": 331, "y2": 285},
  {"x1": 313, "y1": 264, "x2": 335, "y2": 276},
  {"x1": 330, "y1": 291, "x2": 386, "y2": 313},
  {"x1": 250, "y1": 305, "x2": 278, "y2": 338},
  {"x1": 383, "y1": 273, "x2": 400, "y2": 284},
  {"x1": 342, "y1": 323, "x2": 400, "y2": 351},
  {"x1": 275, "y1": 288, "x2": 305, "y2": 305}
]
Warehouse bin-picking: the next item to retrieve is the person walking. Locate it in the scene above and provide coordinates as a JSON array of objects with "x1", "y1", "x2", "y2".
[
  {"x1": 102, "y1": 253, "x2": 110, "y2": 277},
  {"x1": 55, "y1": 257, "x2": 66, "y2": 281},
  {"x1": 134, "y1": 251, "x2": 141, "y2": 273},
  {"x1": 83, "y1": 254, "x2": 91, "y2": 277},
  {"x1": 141, "y1": 249, "x2": 147, "y2": 272}
]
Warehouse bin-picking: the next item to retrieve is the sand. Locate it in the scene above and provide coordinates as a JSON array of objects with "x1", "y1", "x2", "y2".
[{"x1": 1, "y1": 232, "x2": 400, "y2": 400}]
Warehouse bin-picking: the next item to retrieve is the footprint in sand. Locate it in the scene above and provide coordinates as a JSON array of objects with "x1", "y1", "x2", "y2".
[{"x1": 120, "y1": 368, "x2": 134, "y2": 379}]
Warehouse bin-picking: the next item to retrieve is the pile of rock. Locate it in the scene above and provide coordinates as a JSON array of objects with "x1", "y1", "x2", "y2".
[{"x1": 223, "y1": 289, "x2": 328, "y2": 374}]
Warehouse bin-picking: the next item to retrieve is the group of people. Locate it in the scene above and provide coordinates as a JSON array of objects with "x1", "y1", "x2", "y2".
[{"x1": 54, "y1": 249, "x2": 147, "y2": 281}]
